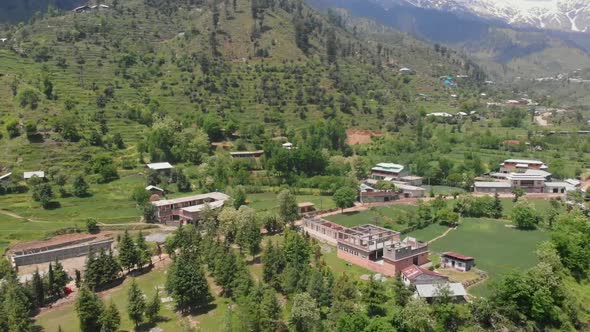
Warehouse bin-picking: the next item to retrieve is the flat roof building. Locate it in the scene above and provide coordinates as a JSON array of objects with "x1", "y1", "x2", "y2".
[
  {"x1": 151, "y1": 192, "x2": 230, "y2": 224},
  {"x1": 371, "y1": 163, "x2": 408, "y2": 180},
  {"x1": 146, "y1": 162, "x2": 174, "y2": 171},
  {"x1": 24, "y1": 171, "x2": 45, "y2": 180}
]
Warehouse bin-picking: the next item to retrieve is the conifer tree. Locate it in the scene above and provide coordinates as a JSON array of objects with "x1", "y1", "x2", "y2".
[
  {"x1": 492, "y1": 193, "x2": 503, "y2": 219},
  {"x1": 100, "y1": 301, "x2": 121, "y2": 332},
  {"x1": 128, "y1": 279, "x2": 146, "y2": 327},
  {"x1": 52, "y1": 258, "x2": 68, "y2": 298},
  {"x1": 363, "y1": 277, "x2": 388, "y2": 317},
  {"x1": 215, "y1": 248, "x2": 238, "y2": 296},
  {"x1": 136, "y1": 231, "x2": 151, "y2": 268},
  {"x1": 262, "y1": 240, "x2": 285, "y2": 290},
  {"x1": 260, "y1": 288, "x2": 282, "y2": 332},
  {"x1": 32, "y1": 268, "x2": 44, "y2": 308},
  {"x1": 75, "y1": 284, "x2": 104, "y2": 332},
  {"x1": 119, "y1": 229, "x2": 138, "y2": 272},
  {"x1": 146, "y1": 289, "x2": 161, "y2": 324},
  {"x1": 166, "y1": 251, "x2": 212, "y2": 312},
  {"x1": 47, "y1": 263, "x2": 56, "y2": 300},
  {"x1": 4, "y1": 282, "x2": 33, "y2": 332}
]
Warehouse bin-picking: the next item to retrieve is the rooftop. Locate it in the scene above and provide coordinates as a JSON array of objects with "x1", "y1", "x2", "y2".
[
  {"x1": 372, "y1": 163, "x2": 405, "y2": 173},
  {"x1": 181, "y1": 200, "x2": 226, "y2": 212},
  {"x1": 151, "y1": 192, "x2": 230, "y2": 207},
  {"x1": 297, "y1": 202, "x2": 315, "y2": 208},
  {"x1": 145, "y1": 185, "x2": 164, "y2": 192},
  {"x1": 392, "y1": 181, "x2": 425, "y2": 191},
  {"x1": 0, "y1": 172, "x2": 12, "y2": 181},
  {"x1": 146, "y1": 162, "x2": 174, "y2": 170},
  {"x1": 442, "y1": 252, "x2": 474, "y2": 261},
  {"x1": 503, "y1": 159, "x2": 545, "y2": 165},
  {"x1": 415, "y1": 283, "x2": 467, "y2": 298},
  {"x1": 474, "y1": 181, "x2": 512, "y2": 188},
  {"x1": 23, "y1": 171, "x2": 45, "y2": 179},
  {"x1": 230, "y1": 150, "x2": 264, "y2": 155},
  {"x1": 401, "y1": 265, "x2": 447, "y2": 281}
]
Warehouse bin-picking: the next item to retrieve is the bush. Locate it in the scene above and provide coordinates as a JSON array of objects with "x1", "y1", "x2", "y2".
[{"x1": 86, "y1": 219, "x2": 100, "y2": 234}]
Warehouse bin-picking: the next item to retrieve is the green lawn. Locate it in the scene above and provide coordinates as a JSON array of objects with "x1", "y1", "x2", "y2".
[
  {"x1": 427, "y1": 218, "x2": 549, "y2": 296},
  {"x1": 423, "y1": 185, "x2": 466, "y2": 195},
  {"x1": 325, "y1": 205, "x2": 417, "y2": 231},
  {"x1": 248, "y1": 192, "x2": 335, "y2": 213},
  {"x1": 36, "y1": 266, "x2": 235, "y2": 332},
  {"x1": 500, "y1": 198, "x2": 561, "y2": 216},
  {"x1": 406, "y1": 224, "x2": 450, "y2": 242}
]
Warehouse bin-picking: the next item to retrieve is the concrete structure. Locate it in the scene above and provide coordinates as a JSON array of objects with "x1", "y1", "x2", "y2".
[
  {"x1": 10, "y1": 237, "x2": 114, "y2": 267},
  {"x1": 145, "y1": 185, "x2": 165, "y2": 197},
  {"x1": 359, "y1": 183, "x2": 398, "y2": 203},
  {"x1": 146, "y1": 162, "x2": 174, "y2": 172},
  {"x1": 23, "y1": 171, "x2": 45, "y2": 180},
  {"x1": 298, "y1": 202, "x2": 315, "y2": 214},
  {"x1": 441, "y1": 252, "x2": 475, "y2": 272},
  {"x1": 151, "y1": 192, "x2": 230, "y2": 224},
  {"x1": 230, "y1": 150, "x2": 264, "y2": 158},
  {"x1": 393, "y1": 182, "x2": 426, "y2": 198},
  {"x1": 371, "y1": 163, "x2": 408, "y2": 180},
  {"x1": 415, "y1": 283, "x2": 467, "y2": 302},
  {"x1": 282, "y1": 142, "x2": 294, "y2": 150},
  {"x1": 401, "y1": 265, "x2": 449, "y2": 286},
  {"x1": 499, "y1": 159, "x2": 548, "y2": 173},
  {"x1": 545, "y1": 182, "x2": 577, "y2": 194},
  {"x1": 473, "y1": 181, "x2": 512, "y2": 194},
  {"x1": 303, "y1": 218, "x2": 429, "y2": 276},
  {"x1": 475, "y1": 166, "x2": 556, "y2": 194},
  {"x1": 400, "y1": 176, "x2": 424, "y2": 186}
]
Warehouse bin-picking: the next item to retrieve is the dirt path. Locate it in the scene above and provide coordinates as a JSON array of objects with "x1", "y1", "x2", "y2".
[
  {"x1": 428, "y1": 227, "x2": 456, "y2": 244},
  {"x1": 534, "y1": 115, "x2": 549, "y2": 127},
  {"x1": 0, "y1": 209, "x2": 49, "y2": 223}
]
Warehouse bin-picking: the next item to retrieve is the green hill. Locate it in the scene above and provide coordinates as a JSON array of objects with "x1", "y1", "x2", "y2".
[{"x1": 0, "y1": 0, "x2": 482, "y2": 171}]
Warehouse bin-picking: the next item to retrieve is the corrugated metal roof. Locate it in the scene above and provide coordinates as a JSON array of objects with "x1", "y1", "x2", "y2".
[
  {"x1": 416, "y1": 283, "x2": 467, "y2": 298},
  {"x1": 146, "y1": 162, "x2": 174, "y2": 170}
]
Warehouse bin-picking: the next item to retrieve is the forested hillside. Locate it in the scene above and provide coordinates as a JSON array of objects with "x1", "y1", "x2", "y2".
[{"x1": 0, "y1": 0, "x2": 483, "y2": 172}]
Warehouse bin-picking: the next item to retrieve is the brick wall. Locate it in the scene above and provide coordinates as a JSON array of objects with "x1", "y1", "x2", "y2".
[
  {"x1": 304, "y1": 228, "x2": 338, "y2": 246},
  {"x1": 337, "y1": 250, "x2": 395, "y2": 276}
]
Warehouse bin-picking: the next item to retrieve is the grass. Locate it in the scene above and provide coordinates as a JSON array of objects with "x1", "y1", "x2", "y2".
[
  {"x1": 247, "y1": 192, "x2": 335, "y2": 213},
  {"x1": 36, "y1": 264, "x2": 235, "y2": 332},
  {"x1": 320, "y1": 245, "x2": 373, "y2": 280},
  {"x1": 406, "y1": 224, "x2": 450, "y2": 242},
  {"x1": 427, "y1": 217, "x2": 549, "y2": 296},
  {"x1": 423, "y1": 185, "x2": 466, "y2": 195},
  {"x1": 325, "y1": 204, "x2": 417, "y2": 230}
]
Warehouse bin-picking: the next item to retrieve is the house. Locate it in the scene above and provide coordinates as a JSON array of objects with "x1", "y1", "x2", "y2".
[
  {"x1": 473, "y1": 181, "x2": 512, "y2": 194},
  {"x1": 401, "y1": 264, "x2": 449, "y2": 286},
  {"x1": 392, "y1": 182, "x2": 425, "y2": 198},
  {"x1": 303, "y1": 219, "x2": 429, "y2": 276},
  {"x1": 565, "y1": 179, "x2": 581, "y2": 188},
  {"x1": 441, "y1": 252, "x2": 475, "y2": 271},
  {"x1": 282, "y1": 142, "x2": 294, "y2": 150},
  {"x1": 415, "y1": 283, "x2": 467, "y2": 303},
  {"x1": 146, "y1": 162, "x2": 174, "y2": 172},
  {"x1": 359, "y1": 183, "x2": 398, "y2": 203},
  {"x1": 371, "y1": 163, "x2": 409, "y2": 180},
  {"x1": 230, "y1": 150, "x2": 264, "y2": 159},
  {"x1": 151, "y1": 192, "x2": 230, "y2": 224},
  {"x1": 426, "y1": 112, "x2": 453, "y2": 118},
  {"x1": 145, "y1": 185, "x2": 165, "y2": 197},
  {"x1": 400, "y1": 176, "x2": 423, "y2": 186},
  {"x1": 298, "y1": 202, "x2": 315, "y2": 214},
  {"x1": 544, "y1": 182, "x2": 577, "y2": 194},
  {"x1": 499, "y1": 159, "x2": 548, "y2": 173},
  {"x1": 23, "y1": 171, "x2": 45, "y2": 180},
  {"x1": 399, "y1": 68, "x2": 416, "y2": 75},
  {"x1": 0, "y1": 172, "x2": 12, "y2": 184}
]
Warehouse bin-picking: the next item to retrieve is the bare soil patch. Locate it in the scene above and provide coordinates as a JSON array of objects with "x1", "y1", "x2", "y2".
[{"x1": 346, "y1": 129, "x2": 382, "y2": 145}]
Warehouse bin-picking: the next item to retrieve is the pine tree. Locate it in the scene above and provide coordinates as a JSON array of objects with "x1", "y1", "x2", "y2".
[
  {"x1": 73, "y1": 175, "x2": 90, "y2": 197},
  {"x1": 100, "y1": 301, "x2": 121, "y2": 332},
  {"x1": 32, "y1": 268, "x2": 45, "y2": 308},
  {"x1": 52, "y1": 258, "x2": 68, "y2": 298},
  {"x1": 75, "y1": 269, "x2": 82, "y2": 288},
  {"x1": 262, "y1": 240, "x2": 285, "y2": 290},
  {"x1": 392, "y1": 275, "x2": 413, "y2": 306},
  {"x1": 166, "y1": 251, "x2": 212, "y2": 312},
  {"x1": 363, "y1": 277, "x2": 388, "y2": 317},
  {"x1": 215, "y1": 248, "x2": 238, "y2": 297},
  {"x1": 260, "y1": 288, "x2": 282, "y2": 332},
  {"x1": 277, "y1": 190, "x2": 299, "y2": 225},
  {"x1": 146, "y1": 289, "x2": 161, "y2": 324},
  {"x1": 232, "y1": 257, "x2": 254, "y2": 299},
  {"x1": 47, "y1": 262, "x2": 56, "y2": 300},
  {"x1": 75, "y1": 284, "x2": 104, "y2": 332},
  {"x1": 237, "y1": 214, "x2": 261, "y2": 258},
  {"x1": 119, "y1": 229, "x2": 138, "y2": 272},
  {"x1": 136, "y1": 231, "x2": 151, "y2": 269},
  {"x1": 127, "y1": 279, "x2": 146, "y2": 327},
  {"x1": 492, "y1": 192, "x2": 503, "y2": 219},
  {"x1": 4, "y1": 282, "x2": 33, "y2": 332}
]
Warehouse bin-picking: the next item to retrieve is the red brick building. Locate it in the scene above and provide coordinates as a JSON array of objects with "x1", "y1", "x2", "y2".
[{"x1": 151, "y1": 192, "x2": 230, "y2": 225}]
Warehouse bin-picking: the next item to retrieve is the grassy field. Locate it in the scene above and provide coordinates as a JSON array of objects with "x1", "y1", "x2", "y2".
[
  {"x1": 325, "y1": 204, "x2": 418, "y2": 230},
  {"x1": 423, "y1": 185, "x2": 466, "y2": 195},
  {"x1": 406, "y1": 224, "x2": 450, "y2": 242},
  {"x1": 248, "y1": 192, "x2": 336, "y2": 213},
  {"x1": 427, "y1": 218, "x2": 549, "y2": 296},
  {"x1": 35, "y1": 264, "x2": 235, "y2": 332}
]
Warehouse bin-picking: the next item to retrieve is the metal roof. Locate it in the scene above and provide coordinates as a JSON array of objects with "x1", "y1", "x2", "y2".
[
  {"x1": 181, "y1": 200, "x2": 225, "y2": 212},
  {"x1": 474, "y1": 181, "x2": 511, "y2": 188},
  {"x1": 23, "y1": 171, "x2": 45, "y2": 179},
  {"x1": 415, "y1": 283, "x2": 467, "y2": 298},
  {"x1": 372, "y1": 163, "x2": 404, "y2": 173},
  {"x1": 152, "y1": 192, "x2": 230, "y2": 207},
  {"x1": 146, "y1": 162, "x2": 174, "y2": 170}
]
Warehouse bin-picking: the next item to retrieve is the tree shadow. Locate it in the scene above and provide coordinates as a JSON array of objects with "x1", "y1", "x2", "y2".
[
  {"x1": 136, "y1": 316, "x2": 172, "y2": 331},
  {"x1": 180, "y1": 302, "x2": 217, "y2": 317},
  {"x1": 44, "y1": 201, "x2": 62, "y2": 210},
  {"x1": 26, "y1": 134, "x2": 44, "y2": 143},
  {"x1": 128, "y1": 264, "x2": 154, "y2": 277},
  {"x1": 342, "y1": 211, "x2": 360, "y2": 216}
]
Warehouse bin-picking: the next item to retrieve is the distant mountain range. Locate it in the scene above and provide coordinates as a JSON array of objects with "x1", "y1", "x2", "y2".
[{"x1": 394, "y1": 0, "x2": 590, "y2": 33}]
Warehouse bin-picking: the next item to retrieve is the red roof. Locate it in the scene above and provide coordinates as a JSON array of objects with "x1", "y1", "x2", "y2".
[
  {"x1": 401, "y1": 265, "x2": 447, "y2": 281},
  {"x1": 442, "y1": 252, "x2": 474, "y2": 261},
  {"x1": 503, "y1": 140, "x2": 521, "y2": 145}
]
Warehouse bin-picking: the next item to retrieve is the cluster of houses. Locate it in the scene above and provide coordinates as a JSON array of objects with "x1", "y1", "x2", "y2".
[
  {"x1": 359, "y1": 163, "x2": 426, "y2": 202},
  {"x1": 0, "y1": 171, "x2": 46, "y2": 185},
  {"x1": 474, "y1": 159, "x2": 580, "y2": 194},
  {"x1": 302, "y1": 217, "x2": 472, "y2": 301}
]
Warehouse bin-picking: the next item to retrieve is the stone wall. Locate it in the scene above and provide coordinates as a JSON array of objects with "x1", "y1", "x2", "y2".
[{"x1": 12, "y1": 238, "x2": 114, "y2": 267}]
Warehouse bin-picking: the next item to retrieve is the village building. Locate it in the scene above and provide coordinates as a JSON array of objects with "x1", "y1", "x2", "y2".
[
  {"x1": 392, "y1": 181, "x2": 426, "y2": 198},
  {"x1": 230, "y1": 150, "x2": 264, "y2": 159},
  {"x1": 426, "y1": 112, "x2": 453, "y2": 118},
  {"x1": 303, "y1": 218, "x2": 429, "y2": 277},
  {"x1": 499, "y1": 159, "x2": 548, "y2": 173},
  {"x1": 282, "y1": 142, "x2": 294, "y2": 150},
  {"x1": 146, "y1": 162, "x2": 174, "y2": 172},
  {"x1": 0, "y1": 172, "x2": 12, "y2": 184},
  {"x1": 441, "y1": 252, "x2": 475, "y2": 271},
  {"x1": 297, "y1": 202, "x2": 316, "y2": 214},
  {"x1": 359, "y1": 183, "x2": 398, "y2": 203},
  {"x1": 23, "y1": 171, "x2": 45, "y2": 180},
  {"x1": 400, "y1": 176, "x2": 424, "y2": 186},
  {"x1": 151, "y1": 192, "x2": 230, "y2": 224},
  {"x1": 399, "y1": 68, "x2": 416, "y2": 75},
  {"x1": 401, "y1": 264, "x2": 449, "y2": 286},
  {"x1": 414, "y1": 283, "x2": 467, "y2": 303},
  {"x1": 371, "y1": 163, "x2": 409, "y2": 180},
  {"x1": 145, "y1": 185, "x2": 165, "y2": 197}
]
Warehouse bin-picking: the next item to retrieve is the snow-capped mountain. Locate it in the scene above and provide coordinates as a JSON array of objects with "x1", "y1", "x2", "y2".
[{"x1": 396, "y1": 0, "x2": 590, "y2": 33}]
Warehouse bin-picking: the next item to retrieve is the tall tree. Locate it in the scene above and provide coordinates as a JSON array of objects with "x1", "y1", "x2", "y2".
[
  {"x1": 32, "y1": 269, "x2": 45, "y2": 308},
  {"x1": 136, "y1": 231, "x2": 151, "y2": 269},
  {"x1": 119, "y1": 229, "x2": 138, "y2": 272},
  {"x1": 146, "y1": 289, "x2": 161, "y2": 324},
  {"x1": 277, "y1": 190, "x2": 299, "y2": 225},
  {"x1": 127, "y1": 279, "x2": 146, "y2": 328},
  {"x1": 100, "y1": 301, "x2": 121, "y2": 332},
  {"x1": 73, "y1": 175, "x2": 90, "y2": 197},
  {"x1": 166, "y1": 251, "x2": 212, "y2": 312},
  {"x1": 289, "y1": 292, "x2": 320, "y2": 332},
  {"x1": 4, "y1": 282, "x2": 33, "y2": 332},
  {"x1": 333, "y1": 187, "x2": 357, "y2": 213},
  {"x1": 232, "y1": 185, "x2": 247, "y2": 209},
  {"x1": 260, "y1": 288, "x2": 282, "y2": 332},
  {"x1": 75, "y1": 284, "x2": 104, "y2": 332}
]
